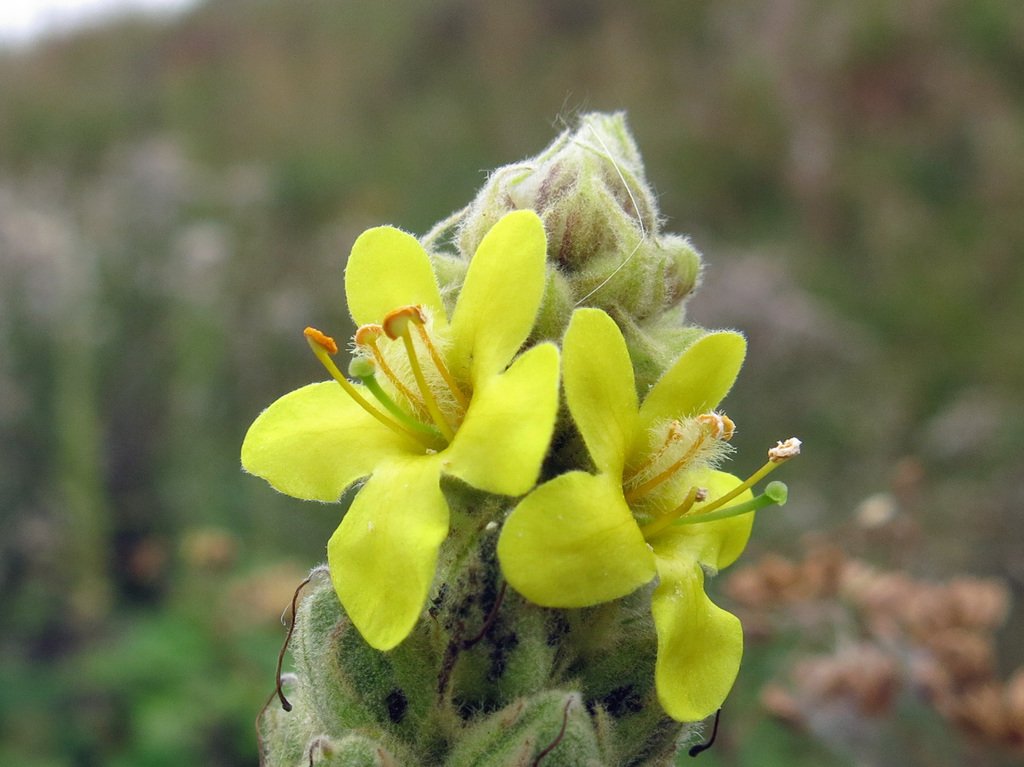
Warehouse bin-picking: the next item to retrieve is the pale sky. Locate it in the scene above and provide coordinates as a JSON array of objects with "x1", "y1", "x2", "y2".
[{"x1": 0, "y1": 0, "x2": 196, "y2": 46}]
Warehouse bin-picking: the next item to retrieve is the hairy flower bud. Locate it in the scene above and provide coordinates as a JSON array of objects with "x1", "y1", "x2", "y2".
[
  {"x1": 454, "y1": 112, "x2": 702, "y2": 335},
  {"x1": 304, "y1": 734, "x2": 405, "y2": 767},
  {"x1": 446, "y1": 692, "x2": 606, "y2": 767}
]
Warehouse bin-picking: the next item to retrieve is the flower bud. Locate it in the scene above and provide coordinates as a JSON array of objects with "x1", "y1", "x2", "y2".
[
  {"x1": 446, "y1": 691, "x2": 607, "y2": 767},
  {"x1": 455, "y1": 112, "x2": 702, "y2": 329},
  {"x1": 425, "y1": 251, "x2": 468, "y2": 317},
  {"x1": 288, "y1": 576, "x2": 438, "y2": 741},
  {"x1": 302, "y1": 734, "x2": 409, "y2": 766}
]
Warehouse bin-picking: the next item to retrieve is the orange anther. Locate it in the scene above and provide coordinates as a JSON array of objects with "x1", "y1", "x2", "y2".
[
  {"x1": 354, "y1": 324, "x2": 385, "y2": 347},
  {"x1": 382, "y1": 305, "x2": 426, "y2": 340},
  {"x1": 304, "y1": 327, "x2": 339, "y2": 355},
  {"x1": 698, "y1": 412, "x2": 735, "y2": 441}
]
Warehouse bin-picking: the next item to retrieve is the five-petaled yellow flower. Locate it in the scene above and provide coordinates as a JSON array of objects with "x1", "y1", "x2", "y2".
[
  {"x1": 498, "y1": 308, "x2": 795, "y2": 722},
  {"x1": 242, "y1": 210, "x2": 560, "y2": 651}
]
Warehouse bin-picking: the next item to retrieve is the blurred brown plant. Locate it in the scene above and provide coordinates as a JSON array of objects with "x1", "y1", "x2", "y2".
[{"x1": 726, "y1": 538, "x2": 1023, "y2": 754}]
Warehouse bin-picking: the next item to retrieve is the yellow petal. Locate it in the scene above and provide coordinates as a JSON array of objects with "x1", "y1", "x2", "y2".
[
  {"x1": 651, "y1": 560, "x2": 743, "y2": 722},
  {"x1": 441, "y1": 343, "x2": 559, "y2": 497},
  {"x1": 241, "y1": 381, "x2": 416, "y2": 502},
  {"x1": 449, "y1": 210, "x2": 547, "y2": 381},
  {"x1": 497, "y1": 472, "x2": 656, "y2": 608},
  {"x1": 636, "y1": 332, "x2": 746, "y2": 447},
  {"x1": 344, "y1": 226, "x2": 446, "y2": 326},
  {"x1": 327, "y1": 454, "x2": 448, "y2": 650},
  {"x1": 563, "y1": 308, "x2": 639, "y2": 477}
]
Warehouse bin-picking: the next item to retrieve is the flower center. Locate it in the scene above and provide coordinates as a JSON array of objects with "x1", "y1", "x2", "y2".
[
  {"x1": 304, "y1": 305, "x2": 469, "y2": 452},
  {"x1": 623, "y1": 413, "x2": 735, "y2": 504},
  {"x1": 620, "y1": 413, "x2": 801, "y2": 539}
]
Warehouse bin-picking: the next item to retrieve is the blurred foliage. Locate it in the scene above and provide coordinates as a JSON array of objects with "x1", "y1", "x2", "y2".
[{"x1": 1, "y1": 0, "x2": 1023, "y2": 765}]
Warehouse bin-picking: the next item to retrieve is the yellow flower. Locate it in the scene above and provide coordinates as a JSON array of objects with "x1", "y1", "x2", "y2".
[
  {"x1": 242, "y1": 211, "x2": 560, "y2": 650},
  {"x1": 498, "y1": 308, "x2": 796, "y2": 721}
]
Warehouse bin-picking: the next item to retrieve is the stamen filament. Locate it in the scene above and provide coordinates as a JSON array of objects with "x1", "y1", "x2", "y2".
[
  {"x1": 637, "y1": 436, "x2": 801, "y2": 538},
  {"x1": 400, "y1": 331, "x2": 455, "y2": 441},
  {"x1": 625, "y1": 431, "x2": 708, "y2": 504},
  {"x1": 383, "y1": 309, "x2": 455, "y2": 441},
  {"x1": 687, "y1": 437, "x2": 801, "y2": 518},
  {"x1": 414, "y1": 322, "x2": 470, "y2": 410},
  {"x1": 356, "y1": 325, "x2": 424, "y2": 412},
  {"x1": 639, "y1": 485, "x2": 703, "y2": 539},
  {"x1": 623, "y1": 421, "x2": 683, "y2": 484},
  {"x1": 688, "y1": 459, "x2": 780, "y2": 518},
  {"x1": 349, "y1": 358, "x2": 443, "y2": 445},
  {"x1": 675, "y1": 481, "x2": 788, "y2": 525},
  {"x1": 304, "y1": 328, "x2": 437, "y2": 449}
]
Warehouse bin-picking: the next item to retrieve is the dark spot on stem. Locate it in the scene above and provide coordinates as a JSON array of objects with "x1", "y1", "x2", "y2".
[
  {"x1": 600, "y1": 684, "x2": 642, "y2": 717},
  {"x1": 385, "y1": 688, "x2": 408, "y2": 724}
]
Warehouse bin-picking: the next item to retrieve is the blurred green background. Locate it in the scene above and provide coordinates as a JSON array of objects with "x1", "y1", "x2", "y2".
[{"x1": 1, "y1": 1, "x2": 1022, "y2": 765}]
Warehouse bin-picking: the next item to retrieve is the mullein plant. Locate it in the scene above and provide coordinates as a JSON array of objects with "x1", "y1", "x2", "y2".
[{"x1": 243, "y1": 112, "x2": 799, "y2": 766}]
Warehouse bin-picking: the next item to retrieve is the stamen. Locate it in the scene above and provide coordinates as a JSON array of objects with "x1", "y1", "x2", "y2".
[
  {"x1": 623, "y1": 420, "x2": 686, "y2": 483},
  {"x1": 381, "y1": 304, "x2": 426, "y2": 340},
  {"x1": 637, "y1": 436, "x2": 800, "y2": 539},
  {"x1": 642, "y1": 481, "x2": 790, "y2": 539},
  {"x1": 304, "y1": 327, "x2": 338, "y2": 355},
  {"x1": 688, "y1": 437, "x2": 802, "y2": 518},
  {"x1": 675, "y1": 482, "x2": 789, "y2": 526},
  {"x1": 348, "y1": 357, "x2": 443, "y2": 444},
  {"x1": 697, "y1": 412, "x2": 735, "y2": 441},
  {"x1": 639, "y1": 485, "x2": 706, "y2": 539},
  {"x1": 769, "y1": 437, "x2": 802, "y2": 462},
  {"x1": 303, "y1": 327, "x2": 437, "y2": 449},
  {"x1": 355, "y1": 324, "x2": 423, "y2": 410},
  {"x1": 625, "y1": 433, "x2": 704, "y2": 503},
  {"x1": 383, "y1": 307, "x2": 455, "y2": 442},
  {"x1": 625, "y1": 416, "x2": 723, "y2": 503},
  {"x1": 413, "y1": 321, "x2": 469, "y2": 410}
]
